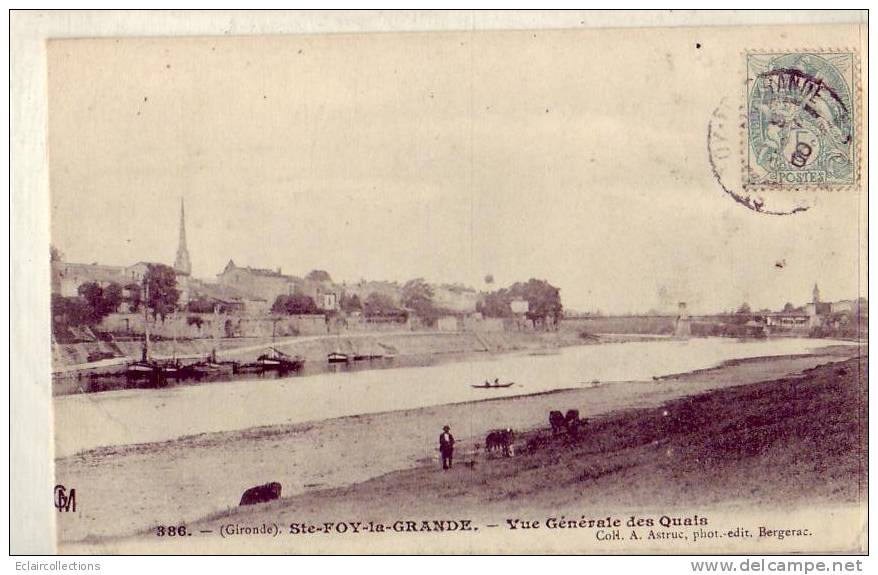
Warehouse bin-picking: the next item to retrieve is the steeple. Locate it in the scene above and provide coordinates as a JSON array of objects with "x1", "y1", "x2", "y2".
[
  {"x1": 812, "y1": 282, "x2": 820, "y2": 304},
  {"x1": 174, "y1": 198, "x2": 192, "y2": 276}
]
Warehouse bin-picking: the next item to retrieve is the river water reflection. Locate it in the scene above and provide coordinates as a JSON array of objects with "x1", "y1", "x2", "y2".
[{"x1": 54, "y1": 337, "x2": 847, "y2": 457}]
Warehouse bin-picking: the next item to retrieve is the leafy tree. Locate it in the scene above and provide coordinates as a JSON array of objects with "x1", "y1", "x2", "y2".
[
  {"x1": 401, "y1": 278, "x2": 440, "y2": 322},
  {"x1": 78, "y1": 282, "x2": 104, "y2": 313},
  {"x1": 102, "y1": 283, "x2": 123, "y2": 315},
  {"x1": 732, "y1": 302, "x2": 753, "y2": 325},
  {"x1": 270, "y1": 296, "x2": 286, "y2": 314},
  {"x1": 477, "y1": 289, "x2": 513, "y2": 318},
  {"x1": 125, "y1": 282, "x2": 142, "y2": 312},
  {"x1": 478, "y1": 279, "x2": 563, "y2": 327},
  {"x1": 76, "y1": 281, "x2": 123, "y2": 323},
  {"x1": 340, "y1": 293, "x2": 362, "y2": 313},
  {"x1": 50, "y1": 245, "x2": 64, "y2": 262},
  {"x1": 306, "y1": 269, "x2": 332, "y2": 282},
  {"x1": 363, "y1": 292, "x2": 405, "y2": 319},
  {"x1": 186, "y1": 296, "x2": 217, "y2": 314},
  {"x1": 272, "y1": 294, "x2": 319, "y2": 315},
  {"x1": 484, "y1": 274, "x2": 494, "y2": 285},
  {"x1": 508, "y1": 279, "x2": 563, "y2": 327},
  {"x1": 144, "y1": 264, "x2": 180, "y2": 320},
  {"x1": 51, "y1": 293, "x2": 91, "y2": 333}
]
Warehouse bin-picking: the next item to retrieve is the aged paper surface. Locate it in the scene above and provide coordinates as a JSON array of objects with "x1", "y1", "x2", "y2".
[{"x1": 12, "y1": 11, "x2": 869, "y2": 555}]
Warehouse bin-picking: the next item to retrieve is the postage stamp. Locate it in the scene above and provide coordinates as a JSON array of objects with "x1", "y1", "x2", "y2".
[{"x1": 745, "y1": 51, "x2": 858, "y2": 189}]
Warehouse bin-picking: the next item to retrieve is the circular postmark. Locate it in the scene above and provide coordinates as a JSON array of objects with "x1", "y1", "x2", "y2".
[
  {"x1": 708, "y1": 51, "x2": 858, "y2": 215},
  {"x1": 708, "y1": 98, "x2": 811, "y2": 216}
]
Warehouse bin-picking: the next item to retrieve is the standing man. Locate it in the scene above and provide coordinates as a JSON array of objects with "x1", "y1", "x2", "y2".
[{"x1": 439, "y1": 425, "x2": 455, "y2": 470}]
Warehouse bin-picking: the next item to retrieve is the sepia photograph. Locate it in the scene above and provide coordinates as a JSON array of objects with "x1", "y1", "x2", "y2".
[{"x1": 9, "y1": 9, "x2": 869, "y2": 557}]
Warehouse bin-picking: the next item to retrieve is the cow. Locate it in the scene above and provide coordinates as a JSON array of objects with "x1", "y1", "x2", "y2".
[
  {"x1": 485, "y1": 428, "x2": 514, "y2": 457},
  {"x1": 565, "y1": 409, "x2": 581, "y2": 436},
  {"x1": 549, "y1": 410, "x2": 566, "y2": 435},
  {"x1": 239, "y1": 482, "x2": 282, "y2": 506}
]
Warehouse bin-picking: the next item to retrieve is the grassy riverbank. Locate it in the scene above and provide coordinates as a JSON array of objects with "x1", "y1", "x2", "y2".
[
  {"x1": 56, "y1": 346, "x2": 863, "y2": 552},
  {"x1": 257, "y1": 354, "x2": 864, "y2": 519}
]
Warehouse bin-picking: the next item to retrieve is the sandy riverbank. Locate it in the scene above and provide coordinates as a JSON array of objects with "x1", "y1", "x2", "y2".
[{"x1": 56, "y1": 344, "x2": 862, "y2": 552}]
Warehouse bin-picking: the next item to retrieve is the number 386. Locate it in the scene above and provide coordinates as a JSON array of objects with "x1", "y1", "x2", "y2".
[{"x1": 155, "y1": 525, "x2": 187, "y2": 537}]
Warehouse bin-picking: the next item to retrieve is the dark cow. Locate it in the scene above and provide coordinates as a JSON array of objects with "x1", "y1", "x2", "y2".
[
  {"x1": 485, "y1": 428, "x2": 514, "y2": 457},
  {"x1": 239, "y1": 482, "x2": 282, "y2": 506},
  {"x1": 549, "y1": 410, "x2": 566, "y2": 435},
  {"x1": 565, "y1": 409, "x2": 581, "y2": 436}
]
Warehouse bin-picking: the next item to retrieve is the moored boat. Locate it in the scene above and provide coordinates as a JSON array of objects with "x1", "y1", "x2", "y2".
[
  {"x1": 126, "y1": 360, "x2": 161, "y2": 377},
  {"x1": 233, "y1": 362, "x2": 264, "y2": 374},
  {"x1": 327, "y1": 352, "x2": 350, "y2": 363},
  {"x1": 181, "y1": 360, "x2": 236, "y2": 378},
  {"x1": 254, "y1": 347, "x2": 304, "y2": 371}
]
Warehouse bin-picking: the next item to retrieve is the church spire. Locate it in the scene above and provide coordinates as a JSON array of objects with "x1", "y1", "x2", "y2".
[{"x1": 174, "y1": 197, "x2": 192, "y2": 276}]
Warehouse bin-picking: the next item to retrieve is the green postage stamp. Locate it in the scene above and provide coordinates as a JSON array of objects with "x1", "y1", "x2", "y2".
[{"x1": 746, "y1": 51, "x2": 858, "y2": 188}]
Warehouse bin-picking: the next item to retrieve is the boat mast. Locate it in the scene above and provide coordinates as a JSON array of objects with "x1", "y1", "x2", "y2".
[
  {"x1": 142, "y1": 276, "x2": 150, "y2": 362},
  {"x1": 211, "y1": 304, "x2": 219, "y2": 363},
  {"x1": 172, "y1": 309, "x2": 177, "y2": 362}
]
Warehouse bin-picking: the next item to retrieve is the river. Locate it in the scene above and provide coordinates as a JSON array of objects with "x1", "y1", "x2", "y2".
[{"x1": 54, "y1": 336, "x2": 849, "y2": 458}]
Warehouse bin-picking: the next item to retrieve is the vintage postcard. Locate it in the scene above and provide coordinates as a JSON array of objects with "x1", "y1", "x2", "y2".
[{"x1": 14, "y1": 12, "x2": 870, "y2": 555}]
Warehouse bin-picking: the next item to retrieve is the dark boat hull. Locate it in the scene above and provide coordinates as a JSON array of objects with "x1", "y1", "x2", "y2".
[
  {"x1": 181, "y1": 362, "x2": 236, "y2": 378},
  {"x1": 127, "y1": 361, "x2": 180, "y2": 377},
  {"x1": 236, "y1": 358, "x2": 304, "y2": 373}
]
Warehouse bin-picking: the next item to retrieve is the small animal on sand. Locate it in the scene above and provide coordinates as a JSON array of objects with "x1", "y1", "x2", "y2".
[{"x1": 239, "y1": 482, "x2": 282, "y2": 506}]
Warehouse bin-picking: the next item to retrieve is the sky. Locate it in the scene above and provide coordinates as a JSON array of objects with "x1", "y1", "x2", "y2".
[{"x1": 47, "y1": 27, "x2": 865, "y2": 314}]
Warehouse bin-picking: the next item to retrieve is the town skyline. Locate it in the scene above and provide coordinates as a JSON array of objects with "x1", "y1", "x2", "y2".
[
  {"x1": 49, "y1": 202, "x2": 860, "y2": 317},
  {"x1": 48, "y1": 33, "x2": 864, "y2": 315}
]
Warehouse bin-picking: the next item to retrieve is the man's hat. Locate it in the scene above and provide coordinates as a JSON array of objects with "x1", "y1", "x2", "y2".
[{"x1": 443, "y1": 425, "x2": 450, "y2": 431}]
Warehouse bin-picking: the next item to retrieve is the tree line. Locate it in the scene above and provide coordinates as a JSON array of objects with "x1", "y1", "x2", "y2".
[
  {"x1": 52, "y1": 263, "x2": 180, "y2": 335},
  {"x1": 52, "y1": 251, "x2": 565, "y2": 333},
  {"x1": 476, "y1": 278, "x2": 563, "y2": 327}
]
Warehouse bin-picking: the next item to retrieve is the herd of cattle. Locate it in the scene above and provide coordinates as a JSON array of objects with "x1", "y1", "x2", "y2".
[
  {"x1": 549, "y1": 409, "x2": 581, "y2": 435},
  {"x1": 482, "y1": 408, "x2": 584, "y2": 458},
  {"x1": 237, "y1": 408, "x2": 588, "y2": 507}
]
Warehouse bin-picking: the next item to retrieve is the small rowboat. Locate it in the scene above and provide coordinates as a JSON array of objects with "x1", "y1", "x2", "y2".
[{"x1": 472, "y1": 382, "x2": 515, "y2": 389}]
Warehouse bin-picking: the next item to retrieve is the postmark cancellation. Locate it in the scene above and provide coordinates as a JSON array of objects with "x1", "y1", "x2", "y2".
[{"x1": 745, "y1": 51, "x2": 858, "y2": 190}]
